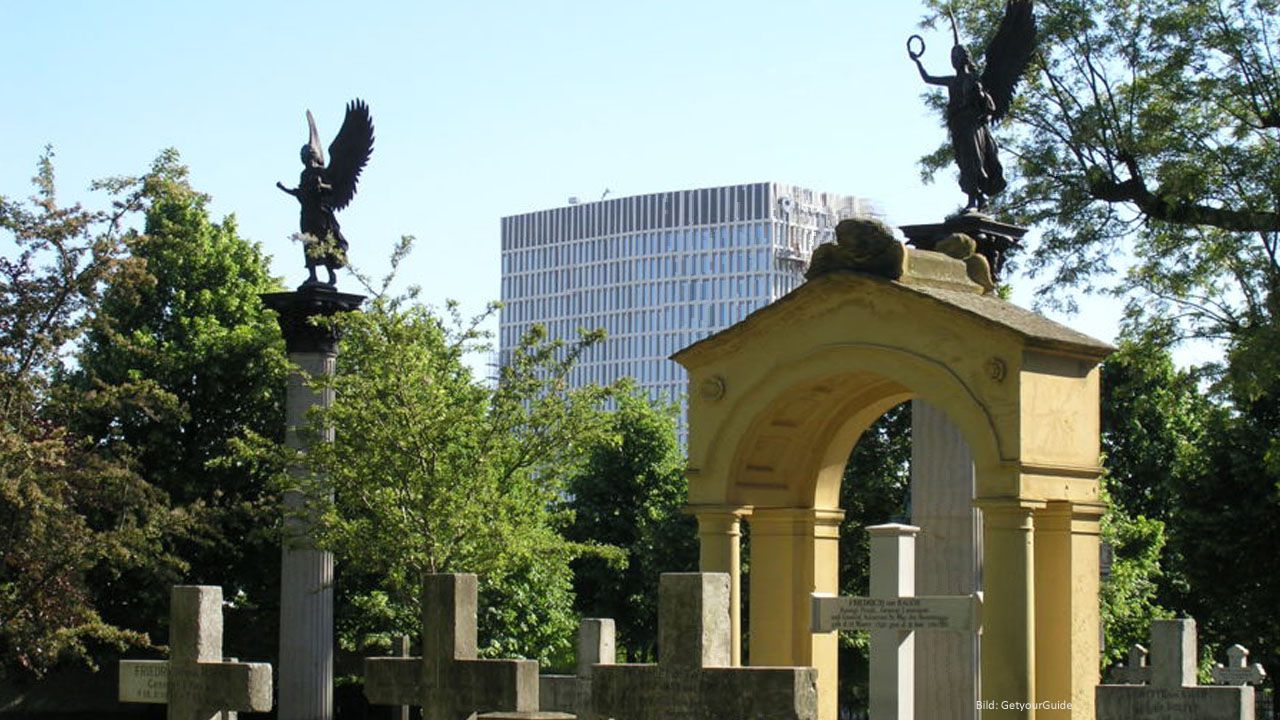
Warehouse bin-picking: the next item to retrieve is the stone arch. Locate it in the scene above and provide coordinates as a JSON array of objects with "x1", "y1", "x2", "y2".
[
  {"x1": 676, "y1": 256, "x2": 1112, "y2": 720},
  {"x1": 710, "y1": 343, "x2": 1004, "y2": 511}
]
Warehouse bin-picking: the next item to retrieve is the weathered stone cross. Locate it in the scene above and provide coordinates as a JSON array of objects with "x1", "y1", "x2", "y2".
[
  {"x1": 1211, "y1": 644, "x2": 1267, "y2": 686},
  {"x1": 592, "y1": 572, "x2": 818, "y2": 720},
  {"x1": 1108, "y1": 643, "x2": 1151, "y2": 684},
  {"x1": 363, "y1": 574, "x2": 540, "y2": 720},
  {"x1": 117, "y1": 586, "x2": 273, "y2": 720},
  {"x1": 810, "y1": 523, "x2": 981, "y2": 720},
  {"x1": 538, "y1": 617, "x2": 615, "y2": 717},
  {"x1": 1096, "y1": 619, "x2": 1255, "y2": 720}
]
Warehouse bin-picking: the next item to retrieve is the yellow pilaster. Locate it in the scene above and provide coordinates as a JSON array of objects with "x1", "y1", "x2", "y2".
[
  {"x1": 1034, "y1": 500, "x2": 1103, "y2": 718},
  {"x1": 748, "y1": 507, "x2": 844, "y2": 720},
  {"x1": 689, "y1": 504, "x2": 751, "y2": 666},
  {"x1": 976, "y1": 498, "x2": 1042, "y2": 719}
]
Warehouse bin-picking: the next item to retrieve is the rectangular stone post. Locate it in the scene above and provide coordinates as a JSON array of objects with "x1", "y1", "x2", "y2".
[
  {"x1": 690, "y1": 505, "x2": 750, "y2": 666},
  {"x1": 868, "y1": 524, "x2": 917, "y2": 720}
]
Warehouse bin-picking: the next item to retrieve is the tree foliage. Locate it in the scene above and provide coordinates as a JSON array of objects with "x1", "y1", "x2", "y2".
[
  {"x1": 922, "y1": 0, "x2": 1280, "y2": 681},
  {"x1": 1098, "y1": 335, "x2": 1279, "y2": 676},
  {"x1": 922, "y1": 0, "x2": 1280, "y2": 369},
  {"x1": 0, "y1": 150, "x2": 183, "y2": 678},
  {"x1": 298, "y1": 266, "x2": 613, "y2": 666},
  {"x1": 68, "y1": 150, "x2": 287, "y2": 637},
  {"x1": 566, "y1": 383, "x2": 697, "y2": 662}
]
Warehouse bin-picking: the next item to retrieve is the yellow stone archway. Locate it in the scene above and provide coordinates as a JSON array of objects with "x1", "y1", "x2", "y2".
[{"x1": 675, "y1": 250, "x2": 1112, "y2": 720}]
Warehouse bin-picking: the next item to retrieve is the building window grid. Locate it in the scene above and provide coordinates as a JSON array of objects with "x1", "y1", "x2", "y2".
[{"x1": 499, "y1": 184, "x2": 859, "y2": 442}]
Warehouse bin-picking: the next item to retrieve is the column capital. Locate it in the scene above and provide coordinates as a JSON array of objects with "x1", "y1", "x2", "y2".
[
  {"x1": 973, "y1": 497, "x2": 1046, "y2": 512},
  {"x1": 866, "y1": 522, "x2": 921, "y2": 539},
  {"x1": 749, "y1": 507, "x2": 845, "y2": 538},
  {"x1": 261, "y1": 287, "x2": 365, "y2": 355},
  {"x1": 974, "y1": 497, "x2": 1044, "y2": 531},
  {"x1": 683, "y1": 503, "x2": 753, "y2": 519}
]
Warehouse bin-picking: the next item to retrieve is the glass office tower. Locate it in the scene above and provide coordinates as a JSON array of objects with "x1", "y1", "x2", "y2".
[{"x1": 499, "y1": 182, "x2": 868, "y2": 437}]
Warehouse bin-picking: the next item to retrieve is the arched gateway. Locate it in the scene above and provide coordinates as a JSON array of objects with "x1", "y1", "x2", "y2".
[{"x1": 674, "y1": 242, "x2": 1112, "y2": 720}]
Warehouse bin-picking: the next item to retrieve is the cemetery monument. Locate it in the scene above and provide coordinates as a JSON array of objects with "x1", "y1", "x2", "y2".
[
  {"x1": 117, "y1": 586, "x2": 273, "y2": 720},
  {"x1": 260, "y1": 99, "x2": 373, "y2": 720}
]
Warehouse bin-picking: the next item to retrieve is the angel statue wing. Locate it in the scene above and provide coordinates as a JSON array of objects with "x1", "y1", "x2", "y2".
[
  {"x1": 306, "y1": 110, "x2": 325, "y2": 166},
  {"x1": 324, "y1": 99, "x2": 375, "y2": 212},
  {"x1": 980, "y1": 0, "x2": 1037, "y2": 123}
]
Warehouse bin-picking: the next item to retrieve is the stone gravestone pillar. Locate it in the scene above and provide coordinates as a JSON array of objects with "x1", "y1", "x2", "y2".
[
  {"x1": 118, "y1": 586, "x2": 273, "y2": 720},
  {"x1": 1096, "y1": 619, "x2": 1254, "y2": 719},
  {"x1": 364, "y1": 573, "x2": 540, "y2": 719},
  {"x1": 868, "y1": 524, "x2": 916, "y2": 720},
  {"x1": 592, "y1": 573, "x2": 818, "y2": 720},
  {"x1": 539, "y1": 618, "x2": 615, "y2": 716},
  {"x1": 261, "y1": 286, "x2": 365, "y2": 720},
  {"x1": 811, "y1": 525, "x2": 982, "y2": 720},
  {"x1": 910, "y1": 400, "x2": 980, "y2": 720}
]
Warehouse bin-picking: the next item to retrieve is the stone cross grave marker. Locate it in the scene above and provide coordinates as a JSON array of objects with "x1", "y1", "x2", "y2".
[
  {"x1": 539, "y1": 617, "x2": 614, "y2": 717},
  {"x1": 364, "y1": 574, "x2": 539, "y2": 720},
  {"x1": 592, "y1": 572, "x2": 818, "y2": 720},
  {"x1": 1096, "y1": 619, "x2": 1254, "y2": 720},
  {"x1": 1108, "y1": 644, "x2": 1151, "y2": 684},
  {"x1": 393, "y1": 635, "x2": 411, "y2": 720},
  {"x1": 810, "y1": 523, "x2": 981, "y2": 720},
  {"x1": 1211, "y1": 644, "x2": 1267, "y2": 686},
  {"x1": 117, "y1": 586, "x2": 272, "y2": 720}
]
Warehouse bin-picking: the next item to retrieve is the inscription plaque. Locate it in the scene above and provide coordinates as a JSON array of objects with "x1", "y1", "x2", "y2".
[
  {"x1": 811, "y1": 594, "x2": 982, "y2": 633},
  {"x1": 119, "y1": 660, "x2": 168, "y2": 704}
]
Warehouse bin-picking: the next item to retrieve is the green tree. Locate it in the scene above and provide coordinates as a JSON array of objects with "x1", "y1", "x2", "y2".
[
  {"x1": 924, "y1": 0, "x2": 1280, "y2": 682},
  {"x1": 68, "y1": 149, "x2": 287, "y2": 642},
  {"x1": 1100, "y1": 334, "x2": 1213, "y2": 525},
  {"x1": 922, "y1": 1, "x2": 1279, "y2": 344},
  {"x1": 1097, "y1": 477, "x2": 1171, "y2": 669},
  {"x1": 0, "y1": 150, "x2": 182, "y2": 678},
  {"x1": 298, "y1": 270, "x2": 612, "y2": 667},
  {"x1": 1172, "y1": 394, "x2": 1280, "y2": 680},
  {"x1": 566, "y1": 383, "x2": 697, "y2": 662}
]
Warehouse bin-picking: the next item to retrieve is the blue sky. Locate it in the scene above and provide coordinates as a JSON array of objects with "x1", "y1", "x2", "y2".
[{"x1": 3, "y1": 1, "x2": 1134, "y2": 354}]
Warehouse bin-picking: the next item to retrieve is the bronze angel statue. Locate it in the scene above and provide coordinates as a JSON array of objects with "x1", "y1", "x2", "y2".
[
  {"x1": 909, "y1": 1, "x2": 1036, "y2": 212},
  {"x1": 277, "y1": 99, "x2": 374, "y2": 287}
]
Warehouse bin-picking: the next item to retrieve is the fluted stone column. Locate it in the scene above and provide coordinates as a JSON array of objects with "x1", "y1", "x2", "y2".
[{"x1": 262, "y1": 287, "x2": 364, "y2": 720}]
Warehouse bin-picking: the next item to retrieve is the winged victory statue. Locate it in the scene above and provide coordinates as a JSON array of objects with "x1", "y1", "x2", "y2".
[
  {"x1": 908, "y1": 1, "x2": 1036, "y2": 212},
  {"x1": 277, "y1": 99, "x2": 374, "y2": 288}
]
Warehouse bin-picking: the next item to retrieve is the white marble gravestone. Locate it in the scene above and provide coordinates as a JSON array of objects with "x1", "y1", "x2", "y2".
[
  {"x1": 592, "y1": 573, "x2": 818, "y2": 720},
  {"x1": 117, "y1": 586, "x2": 272, "y2": 720},
  {"x1": 910, "y1": 400, "x2": 981, "y2": 720},
  {"x1": 1096, "y1": 619, "x2": 1254, "y2": 720},
  {"x1": 811, "y1": 523, "x2": 981, "y2": 720},
  {"x1": 363, "y1": 574, "x2": 540, "y2": 720}
]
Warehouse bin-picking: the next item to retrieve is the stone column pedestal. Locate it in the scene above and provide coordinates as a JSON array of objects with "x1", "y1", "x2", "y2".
[{"x1": 261, "y1": 287, "x2": 364, "y2": 720}]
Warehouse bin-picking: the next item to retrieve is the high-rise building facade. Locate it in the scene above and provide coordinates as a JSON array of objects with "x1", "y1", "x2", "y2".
[{"x1": 499, "y1": 182, "x2": 869, "y2": 435}]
